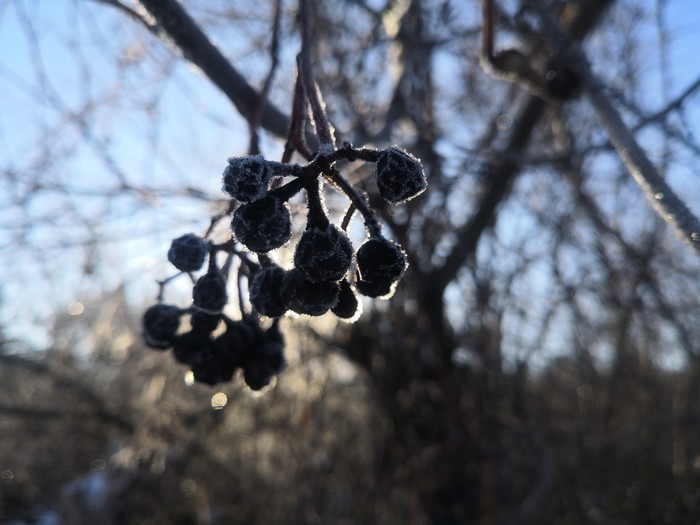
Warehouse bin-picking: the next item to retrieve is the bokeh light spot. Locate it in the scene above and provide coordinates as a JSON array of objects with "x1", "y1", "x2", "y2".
[
  {"x1": 211, "y1": 392, "x2": 227, "y2": 409},
  {"x1": 68, "y1": 301, "x2": 85, "y2": 316}
]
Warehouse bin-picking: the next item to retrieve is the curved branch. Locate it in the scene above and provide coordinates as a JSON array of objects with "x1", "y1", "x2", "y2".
[{"x1": 134, "y1": 0, "x2": 293, "y2": 141}]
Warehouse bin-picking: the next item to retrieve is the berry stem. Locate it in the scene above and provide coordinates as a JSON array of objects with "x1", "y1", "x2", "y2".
[
  {"x1": 156, "y1": 272, "x2": 186, "y2": 302},
  {"x1": 331, "y1": 142, "x2": 381, "y2": 163},
  {"x1": 204, "y1": 200, "x2": 236, "y2": 240},
  {"x1": 237, "y1": 260, "x2": 248, "y2": 316},
  {"x1": 340, "y1": 204, "x2": 357, "y2": 232},
  {"x1": 305, "y1": 179, "x2": 330, "y2": 228},
  {"x1": 283, "y1": 72, "x2": 314, "y2": 163},
  {"x1": 320, "y1": 163, "x2": 381, "y2": 237},
  {"x1": 268, "y1": 176, "x2": 307, "y2": 201}
]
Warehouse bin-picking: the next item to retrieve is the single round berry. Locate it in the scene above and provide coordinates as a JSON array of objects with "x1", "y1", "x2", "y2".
[
  {"x1": 375, "y1": 146, "x2": 427, "y2": 203},
  {"x1": 167, "y1": 234, "x2": 208, "y2": 272},
  {"x1": 142, "y1": 303, "x2": 181, "y2": 349},
  {"x1": 249, "y1": 264, "x2": 290, "y2": 317},
  {"x1": 356, "y1": 236, "x2": 407, "y2": 283},
  {"x1": 193, "y1": 270, "x2": 228, "y2": 312},
  {"x1": 284, "y1": 269, "x2": 340, "y2": 316},
  {"x1": 294, "y1": 224, "x2": 353, "y2": 283},
  {"x1": 231, "y1": 195, "x2": 292, "y2": 253},
  {"x1": 222, "y1": 155, "x2": 273, "y2": 203},
  {"x1": 332, "y1": 280, "x2": 362, "y2": 320}
]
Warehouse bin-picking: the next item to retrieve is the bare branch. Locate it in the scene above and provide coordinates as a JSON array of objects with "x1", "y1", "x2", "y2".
[
  {"x1": 134, "y1": 0, "x2": 293, "y2": 141},
  {"x1": 435, "y1": 0, "x2": 615, "y2": 293},
  {"x1": 530, "y1": 4, "x2": 700, "y2": 256}
]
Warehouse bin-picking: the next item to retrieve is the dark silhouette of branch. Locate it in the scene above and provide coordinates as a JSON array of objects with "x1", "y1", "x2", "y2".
[
  {"x1": 434, "y1": 0, "x2": 615, "y2": 292},
  {"x1": 529, "y1": 4, "x2": 700, "y2": 256},
  {"x1": 132, "y1": 0, "x2": 293, "y2": 141},
  {"x1": 298, "y1": 0, "x2": 336, "y2": 147}
]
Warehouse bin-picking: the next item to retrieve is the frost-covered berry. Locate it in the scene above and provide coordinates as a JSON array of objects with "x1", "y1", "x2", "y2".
[
  {"x1": 193, "y1": 270, "x2": 228, "y2": 312},
  {"x1": 222, "y1": 155, "x2": 273, "y2": 203},
  {"x1": 142, "y1": 303, "x2": 181, "y2": 349},
  {"x1": 356, "y1": 236, "x2": 407, "y2": 283},
  {"x1": 249, "y1": 264, "x2": 290, "y2": 317},
  {"x1": 294, "y1": 224, "x2": 353, "y2": 283},
  {"x1": 231, "y1": 195, "x2": 292, "y2": 252},
  {"x1": 167, "y1": 234, "x2": 208, "y2": 273},
  {"x1": 284, "y1": 269, "x2": 340, "y2": 316},
  {"x1": 375, "y1": 146, "x2": 426, "y2": 203},
  {"x1": 332, "y1": 279, "x2": 362, "y2": 320}
]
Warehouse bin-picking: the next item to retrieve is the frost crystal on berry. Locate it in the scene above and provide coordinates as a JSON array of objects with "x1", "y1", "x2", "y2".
[
  {"x1": 375, "y1": 146, "x2": 427, "y2": 203},
  {"x1": 222, "y1": 155, "x2": 273, "y2": 203},
  {"x1": 193, "y1": 270, "x2": 228, "y2": 312},
  {"x1": 142, "y1": 303, "x2": 181, "y2": 349},
  {"x1": 168, "y1": 233, "x2": 208, "y2": 273},
  {"x1": 231, "y1": 195, "x2": 292, "y2": 253},
  {"x1": 294, "y1": 224, "x2": 353, "y2": 283}
]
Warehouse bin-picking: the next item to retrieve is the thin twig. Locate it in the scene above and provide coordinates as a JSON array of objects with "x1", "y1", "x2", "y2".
[
  {"x1": 249, "y1": 0, "x2": 283, "y2": 155},
  {"x1": 283, "y1": 73, "x2": 314, "y2": 163},
  {"x1": 320, "y1": 164, "x2": 381, "y2": 236}
]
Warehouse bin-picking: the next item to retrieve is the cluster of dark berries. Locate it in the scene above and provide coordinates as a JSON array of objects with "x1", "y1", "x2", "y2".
[
  {"x1": 143, "y1": 303, "x2": 286, "y2": 389},
  {"x1": 142, "y1": 143, "x2": 425, "y2": 390}
]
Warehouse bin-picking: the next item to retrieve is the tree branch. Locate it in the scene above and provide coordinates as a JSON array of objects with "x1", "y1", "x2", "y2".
[
  {"x1": 435, "y1": 0, "x2": 615, "y2": 291},
  {"x1": 530, "y1": 4, "x2": 700, "y2": 256},
  {"x1": 298, "y1": 0, "x2": 336, "y2": 148},
  {"x1": 133, "y1": 0, "x2": 294, "y2": 142}
]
